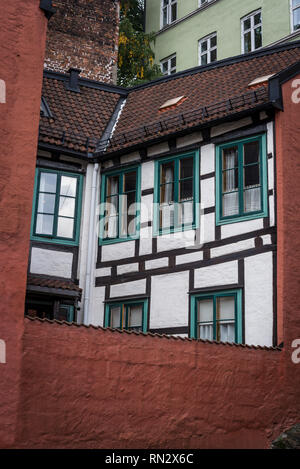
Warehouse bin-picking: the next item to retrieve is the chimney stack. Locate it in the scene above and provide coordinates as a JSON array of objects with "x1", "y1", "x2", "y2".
[{"x1": 44, "y1": 0, "x2": 120, "y2": 84}]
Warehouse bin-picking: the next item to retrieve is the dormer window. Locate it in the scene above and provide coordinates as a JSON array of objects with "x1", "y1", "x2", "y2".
[
  {"x1": 161, "y1": 0, "x2": 177, "y2": 28},
  {"x1": 40, "y1": 96, "x2": 52, "y2": 118}
]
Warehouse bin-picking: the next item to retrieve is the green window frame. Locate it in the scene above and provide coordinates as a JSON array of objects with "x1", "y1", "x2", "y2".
[
  {"x1": 104, "y1": 299, "x2": 148, "y2": 333},
  {"x1": 190, "y1": 289, "x2": 243, "y2": 343},
  {"x1": 31, "y1": 168, "x2": 83, "y2": 246},
  {"x1": 99, "y1": 166, "x2": 141, "y2": 244},
  {"x1": 153, "y1": 150, "x2": 200, "y2": 236},
  {"x1": 216, "y1": 134, "x2": 268, "y2": 225}
]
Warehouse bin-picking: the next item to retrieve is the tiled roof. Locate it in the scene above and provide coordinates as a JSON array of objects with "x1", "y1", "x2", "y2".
[
  {"x1": 27, "y1": 274, "x2": 82, "y2": 293},
  {"x1": 39, "y1": 42, "x2": 300, "y2": 157},
  {"x1": 24, "y1": 315, "x2": 282, "y2": 351},
  {"x1": 39, "y1": 74, "x2": 122, "y2": 154},
  {"x1": 105, "y1": 45, "x2": 300, "y2": 154}
]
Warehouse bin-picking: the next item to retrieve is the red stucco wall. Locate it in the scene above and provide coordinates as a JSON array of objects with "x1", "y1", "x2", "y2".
[
  {"x1": 14, "y1": 319, "x2": 297, "y2": 449},
  {"x1": 0, "y1": 0, "x2": 47, "y2": 448}
]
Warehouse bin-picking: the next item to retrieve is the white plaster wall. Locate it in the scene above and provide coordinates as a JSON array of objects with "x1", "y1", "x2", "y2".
[
  {"x1": 268, "y1": 157, "x2": 274, "y2": 190},
  {"x1": 78, "y1": 164, "x2": 94, "y2": 285},
  {"x1": 211, "y1": 239, "x2": 255, "y2": 258},
  {"x1": 145, "y1": 257, "x2": 168, "y2": 270},
  {"x1": 150, "y1": 271, "x2": 189, "y2": 328},
  {"x1": 261, "y1": 234, "x2": 272, "y2": 245},
  {"x1": 139, "y1": 226, "x2": 153, "y2": 256},
  {"x1": 176, "y1": 131, "x2": 202, "y2": 149},
  {"x1": 176, "y1": 250, "x2": 203, "y2": 265},
  {"x1": 210, "y1": 117, "x2": 252, "y2": 138},
  {"x1": 157, "y1": 229, "x2": 196, "y2": 252},
  {"x1": 30, "y1": 247, "x2": 73, "y2": 278},
  {"x1": 201, "y1": 212, "x2": 215, "y2": 244},
  {"x1": 95, "y1": 267, "x2": 112, "y2": 277},
  {"x1": 221, "y1": 218, "x2": 264, "y2": 239},
  {"x1": 244, "y1": 252, "x2": 273, "y2": 346},
  {"x1": 267, "y1": 122, "x2": 274, "y2": 156},
  {"x1": 141, "y1": 160, "x2": 154, "y2": 191},
  {"x1": 200, "y1": 177, "x2": 215, "y2": 208},
  {"x1": 200, "y1": 144, "x2": 215, "y2": 175},
  {"x1": 110, "y1": 279, "x2": 146, "y2": 298},
  {"x1": 194, "y1": 261, "x2": 239, "y2": 288},
  {"x1": 269, "y1": 194, "x2": 275, "y2": 227},
  {"x1": 101, "y1": 240, "x2": 135, "y2": 262},
  {"x1": 120, "y1": 151, "x2": 141, "y2": 165},
  {"x1": 147, "y1": 142, "x2": 169, "y2": 157},
  {"x1": 117, "y1": 263, "x2": 139, "y2": 275},
  {"x1": 89, "y1": 286, "x2": 105, "y2": 327},
  {"x1": 141, "y1": 194, "x2": 153, "y2": 224}
]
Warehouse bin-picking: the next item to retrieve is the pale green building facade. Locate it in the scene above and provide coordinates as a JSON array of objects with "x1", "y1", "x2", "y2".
[{"x1": 145, "y1": 0, "x2": 300, "y2": 74}]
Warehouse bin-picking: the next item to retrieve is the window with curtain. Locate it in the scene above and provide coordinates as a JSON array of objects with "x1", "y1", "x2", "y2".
[
  {"x1": 190, "y1": 290, "x2": 242, "y2": 343},
  {"x1": 32, "y1": 169, "x2": 82, "y2": 244},
  {"x1": 216, "y1": 135, "x2": 268, "y2": 224},
  {"x1": 104, "y1": 300, "x2": 148, "y2": 333},
  {"x1": 155, "y1": 152, "x2": 199, "y2": 234},
  {"x1": 101, "y1": 167, "x2": 140, "y2": 242}
]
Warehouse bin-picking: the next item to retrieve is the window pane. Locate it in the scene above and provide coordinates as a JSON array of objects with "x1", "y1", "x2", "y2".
[
  {"x1": 201, "y1": 40, "x2": 208, "y2": 53},
  {"x1": 180, "y1": 157, "x2": 193, "y2": 179},
  {"x1": 197, "y1": 299, "x2": 213, "y2": 341},
  {"x1": 162, "y1": 61, "x2": 168, "y2": 73},
  {"x1": 57, "y1": 217, "x2": 74, "y2": 238},
  {"x1": 107, "y1": 176, "x2": 119, "y2": 197},
  {"x1": 120, "y1": 192, "x2": 136, "y2": 237},
  {"x1": 127, "y1": 305, "x2": 143, "y2": 330},
  {"x1": 59, "y1": 196, "x2": 75, "y2": 218},
  {"x1": 216, "y1": 296, "x2": 235, "y2": 343},
  {"x1": 60, "y1": 176, "x2": 77, "y2": 197},
  {"x1": 160, "y1": 202, "x2": 174, "y2": 229},
  {"x1": 254, "y1": 12, "x2": 261, "y2": 25},
  {"x1": 171, "y1": 3, "x2": 177, "y2": 22},
  {"x1": 36, "y1": 214, "x2": 54, "y2": 235},
  {"x1": 171, "y1": 56, "x2": 176, "y2": 68},
  {"x1": 244, "y1": 141, "x2": 259, "y2": 165},
  {"x1": 56, "y1": 305, "x2": 74, "y2": 323},
  {"x1": 180, "y1": 179, "x2": 193, "y2": 201},
  {"x1": 161, "y1": 161, "x2": 174, "y2": 184},
  {"x1": 243, "y1": 18, "x2": 251, "y2": 31},
  {"x1": 38, "y1": 193, "x2": 55, "y2": 214},
  {"x1": 244, "y1": 187, "x2": 261, "y2": 213},
  {"x1": 254, "y1": 26, "x2": 262, "y2": 49},
  {"x1": 223, "y1": 169, "x2": 238, "y2": 192},
  {"x1": 223, "y1": 192, "x2": 239, "y2": 217},
  {"x1": 201, "y1": 53, "x2": 208, "y2": 65},
  {"x1": 210, "y1": 35, "x2": 217, "y2": 48},
  {"x1": 179, "y1": 200, "x2": 193, "y2": 225},
  {"x1": 40, "y1": 172, "x2": 57, "y2": 193},
  {"x1": 294, "y1": 8, "x2": 300, "y2": 30},
  {"x1": 244, "y1": 31, "x2": 251, "y2": 52},
  {"x1": 223, "y1": 147, "x2": 238, "y2": 169},
  {"x1": 211, "y1": 48, "x2": 217, "y2": 62},
  {"x1": 244, "y1": 165, "x2": 260, "y2": 188},
  {"x1": 123, "y1": 171, "x2": 136, "y2": 193},
  {"x1": 163, "y1": 7, "x2": 168, "y2": 26},
  {"x1": 111, "y1": 307, "x2": 121, "y2": 328}
]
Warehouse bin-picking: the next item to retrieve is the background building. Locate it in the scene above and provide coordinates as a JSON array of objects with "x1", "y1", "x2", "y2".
[{"x1": 145, "y1": 0, "x2": 300, "y2": 75}]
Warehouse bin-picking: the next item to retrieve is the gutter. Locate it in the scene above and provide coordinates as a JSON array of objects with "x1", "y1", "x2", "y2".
[{"x1": 83, "y1": 163, "x2": 99, "y2": 325}]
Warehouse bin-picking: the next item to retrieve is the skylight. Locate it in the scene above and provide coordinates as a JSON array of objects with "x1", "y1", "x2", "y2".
[
  {"x1": 248, "y1": 74, "x2": 275, "y2": 87},
  {"x1": 159, "y1": 95, "x2": 186, "y2": 111}
]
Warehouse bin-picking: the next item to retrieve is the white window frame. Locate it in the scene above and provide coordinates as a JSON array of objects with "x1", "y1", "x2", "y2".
[
  {"x1": 160, "y1": 54, "x2": 177, "y2": 76},
  {"x1": 198, "y1": 0, "x2": 211, "y2": 7},
  {"x1": 241, "y1": 9, "x2": 262, "y2": 54},
  {"x1": 198, "y1": 33, "x2": 217, "y2": 66},
  {"x1": 161, "y1": 0, "x2": 177, "y2": 28},
  {"x1": 290, "y1": 0, "x2": 300, "y2": 32}
]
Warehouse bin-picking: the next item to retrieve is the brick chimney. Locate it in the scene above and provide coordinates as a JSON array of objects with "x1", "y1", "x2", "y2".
[{"x1": 45, "y1": 0, "x2": 120, "y2": 84}]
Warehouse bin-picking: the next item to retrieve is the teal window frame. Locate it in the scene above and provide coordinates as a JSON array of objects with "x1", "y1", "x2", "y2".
[
  {"x1": 190, "y1": 289, "x2": 243, "y2": 343},
  {"x1": 153, "y1": 150, "x2": 200, "y2": 236},
  {"x1": 104, "y1": 299, "x2": 148, "y2": 333},
  {"x1": 30, "y1": 168, "x2": 83, "y2": 246},
  {"x1": 99, "y1": 165, "x2": 141, "y2": 245},
  {"x1": 216, "y1": 134, "x2": 268, "y2": 226}
]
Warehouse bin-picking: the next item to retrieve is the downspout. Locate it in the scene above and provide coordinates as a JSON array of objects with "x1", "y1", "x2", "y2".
[{"x1": 83, "y1": 163, "x2": 99, "y2": 325}]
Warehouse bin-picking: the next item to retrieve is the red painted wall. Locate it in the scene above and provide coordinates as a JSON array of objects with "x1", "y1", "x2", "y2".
[
  {"x1": 14, "y1": 319, "x2": 297, "y2": 449},
  {"x1": 0, "y1": 0, "x2": 47, "y2": 448}
]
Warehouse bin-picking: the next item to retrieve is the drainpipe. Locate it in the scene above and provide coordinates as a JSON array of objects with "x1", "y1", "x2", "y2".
[{"x1": 83, "y1": 163, "x2": 99, "y2": 325}]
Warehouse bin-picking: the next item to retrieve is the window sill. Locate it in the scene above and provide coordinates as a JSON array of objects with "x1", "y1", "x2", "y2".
[
  {"x1": 99, "y1": 235, "x2": 139, "y2": 246},
  {"x1": 30, "y1": 235, "x2": 79, "y2": 247},
  {"x1": 216, "y1": 210, "x2": 268, "y2": 226}
]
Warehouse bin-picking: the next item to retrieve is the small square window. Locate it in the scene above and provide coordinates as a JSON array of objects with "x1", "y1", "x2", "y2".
[
  {"x1": 104, "y1": 299, "x2": 148, "y2": 333},
  {"x1": 199, "y1": 33, "x2": 217, "y2": 66}
]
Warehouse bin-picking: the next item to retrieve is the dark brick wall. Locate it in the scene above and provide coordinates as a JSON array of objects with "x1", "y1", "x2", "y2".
[{"x1": 45, "y1": 0, "x2": 120, "y2": 83}]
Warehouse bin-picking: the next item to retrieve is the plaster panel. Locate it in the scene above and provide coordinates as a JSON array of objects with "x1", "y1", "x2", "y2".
[
  {"x1": 110, "y1": 279, "x2": 147, "y2": 298},
  {"x1": 101, "y1": 241, "x2": 135, "y2": 262},
  {"x1": 194, "y1": 261, "x2": 238, "y2": 288},
  {"x1": 30, "y1": 247, "x2": 73, "y2": 278}
]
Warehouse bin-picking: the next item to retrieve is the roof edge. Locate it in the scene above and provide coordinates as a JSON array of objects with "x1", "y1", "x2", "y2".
[{"x1": 268, "y1": 59, "x2": 300, "y2": 110}]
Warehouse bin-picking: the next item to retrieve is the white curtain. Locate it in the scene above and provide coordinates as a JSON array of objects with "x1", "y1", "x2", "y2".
[
  {"x1": 223, "y1": 150, "x2": 239, "y2": 217},
  {"x1": 161, "y1": 167, "x2": 174, "y2": 229},
  {"x1": 244, "y1": 186, "x2": 261, "y2": 213},
  {"x1": 106, "y1": 178, "x2": 118, "y2": 238},
  {"x1": 219, "y1": 322, "x2": 235, "y2": 343}
]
